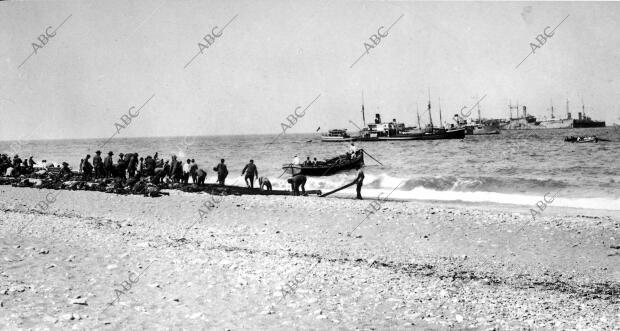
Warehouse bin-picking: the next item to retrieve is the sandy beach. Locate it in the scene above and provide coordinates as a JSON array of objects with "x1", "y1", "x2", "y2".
[{"x1": 0, "y1": 186, "x2": 618, "y2": 330}]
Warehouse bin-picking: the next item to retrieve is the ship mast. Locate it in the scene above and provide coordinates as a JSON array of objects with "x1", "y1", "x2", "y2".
[
  {"x1": 566, "y1": 99, "x2": 570, "y2": 118},
  {"x1": 551, "y1": 99, "x2": 555, "y2": 119},
  {"x1": 477, "y1": 100, "x2": 482, "y2": 123},
  {"x1": 427, "y1": 88, "x2": 434, "y2": 128},
  {"x1": 581, "y1": 97, "x2": 586, "y2": 117},
  {"x1": 416, "y1": 103, "x2": 421, "y2": 129},
  {"x1": 438, "y1": 97, "x2": 443, "y2": 128},
  {"x1": 361, "y1": 90, "x2": 366, "y2": 127}
]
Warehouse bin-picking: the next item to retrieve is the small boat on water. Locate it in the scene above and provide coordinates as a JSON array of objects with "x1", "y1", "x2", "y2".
[
  {"x1": 321, "y1": 129, "x2": 356, "y2": 142},
  {"x1": 282, "y1": 150, "x2": 364, "y2": 176},
  {"x1": 564, "y1": 136, "x2": 601, "y2": 143}
]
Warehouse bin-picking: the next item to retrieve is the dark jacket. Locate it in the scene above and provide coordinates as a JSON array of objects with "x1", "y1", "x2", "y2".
[
  {"x1": 104, "y1": 156, "x2": 113, "y2": 170},
  {"x1": 242, "y1": 163, "x2": 257, "y2": 177},
  {"x1": 93, "y1": 155, "x2": 102, "y2": 168},
  {"x1": 214, "y1": 163, "x2": 228, "y2": 176},
  {"x1": 83, "y1": 160, "x2": 93, "y2": 173}
]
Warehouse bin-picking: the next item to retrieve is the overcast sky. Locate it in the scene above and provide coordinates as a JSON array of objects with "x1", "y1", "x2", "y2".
[{"x1": 1, "y1": 0, "x2": 619, "y2": 141}]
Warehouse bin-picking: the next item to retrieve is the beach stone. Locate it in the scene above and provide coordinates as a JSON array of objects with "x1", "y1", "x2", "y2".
[{"x1": 70, "y1": 296, "x2": 88, "y2": 305}]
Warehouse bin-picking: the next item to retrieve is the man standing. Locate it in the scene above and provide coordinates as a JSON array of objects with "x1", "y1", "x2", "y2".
[
  {"x1": 182, "y1": 159, "x2": 191, "y2": 184},
  {"x1": 241, "y1": 159, "x2": 258, "y2": 188},
  {"x1": 287, "y1": 174, "x2": 307, "y2": 196},
  {"x1": 355, "y1": 164, "x2": 365, "y2": 200},
  {"x1": 128, "y1": 154, "x2": 138, "y2": 178},
  {"x1": 196, "y1": 168, "x2": 207, "y2": 185},
  {"x1": 104, "y1": 151, "x2": 114, "y2": 178},
  {"x1": 93, "y1": 151, "x2": 103, "y2": 178},
  {"x1": 27, "y1": 156, "x2": 36, "y2": 169},
  {"x1": 83, "y1": 154, "x2": 93, "y2": 180},
  {"x1": 190, "y1": 159, "x2": 198, "y2": 183},
  {"x1": 117, "y1": 153, "x2": 127, "y2": 179},
  {"x1": 213, "y1": 159, "x2": 228, "y2": 186},
  {"x1": 144, "y1": 155, "x2": 156, "y2": 177},
  {"x1": 292, "y1": 155, "x2": 300, "y2": 165}
]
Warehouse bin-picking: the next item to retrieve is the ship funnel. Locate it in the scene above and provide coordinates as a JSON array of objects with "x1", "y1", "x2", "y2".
[
  {"x1": 523, "y1": 106, "x2": 527, "y2": 117},
  {"x1": 375, "y1": 114, "x2": 381, "y2": 124},
  {"x1": 578, "y1": 112, "x2": 582, "y2": 120}
]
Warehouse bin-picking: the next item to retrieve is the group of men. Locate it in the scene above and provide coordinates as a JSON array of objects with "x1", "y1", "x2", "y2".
[
  {"x1": 2, "y1": 149, "x2": 363, "y2": 197},
  {"x1": 0, "y1": 154, "x2": 39, "y2": 176},
  {"x1": 77, "y1": 150, "x2": 214, "y2": 185}
]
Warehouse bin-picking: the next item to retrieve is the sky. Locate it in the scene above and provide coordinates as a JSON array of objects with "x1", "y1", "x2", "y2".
[{"x1": 1, "y1": 0, "x2": 620, "y2": 141}]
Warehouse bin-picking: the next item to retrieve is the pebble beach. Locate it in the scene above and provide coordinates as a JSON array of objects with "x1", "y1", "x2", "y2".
[{"x1": 1, "y1": 186, "x2": 619, "y2": 330}]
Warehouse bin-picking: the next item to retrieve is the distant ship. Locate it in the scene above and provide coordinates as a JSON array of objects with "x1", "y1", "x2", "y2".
[
  {"x1": 500, "y1": 99, "x2": 605, "y2": 130},
  {"x1": 453, "y1": 102, "x2": 500, "y2": 135},
  {"x1": 320, "y1": 129, "x2": 356, "y2": 142},
  {"x1": 357, "y1": 92, "x2": 465, "y2": 141}
]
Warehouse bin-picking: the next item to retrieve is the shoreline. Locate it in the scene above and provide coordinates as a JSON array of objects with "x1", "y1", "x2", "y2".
[{"x1": 1, "y1": 186, "x2": 619, "y2": 330}]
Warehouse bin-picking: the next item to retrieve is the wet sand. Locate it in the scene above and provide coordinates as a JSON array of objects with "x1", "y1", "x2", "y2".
[{"x1": 1, "y1": 185, "x2": 619, "y2": 330}]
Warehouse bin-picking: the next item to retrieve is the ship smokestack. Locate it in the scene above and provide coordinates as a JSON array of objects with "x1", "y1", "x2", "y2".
[
  {"x1": 578, "y1": 112, "x2": 582, "y2": 120},
  {"x1": 375, "y1": 114, "x2": 381, "y2": 124}
]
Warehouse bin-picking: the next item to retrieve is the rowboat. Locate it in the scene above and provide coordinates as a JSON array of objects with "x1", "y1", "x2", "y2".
[{"x1": 282, "y1": 150, "x2": 364, "y2": 176}]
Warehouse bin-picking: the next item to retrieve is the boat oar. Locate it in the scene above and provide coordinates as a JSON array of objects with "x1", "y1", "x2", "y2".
[
  {"x1": 319, "y1": 180, "x2": 357, "y2": 197},
  {"x1": 277, "y1": 169, "x2": 288, "y2": 178},
  {"x1": 363, "y1": 150, "x2": 383, "y2": 166}
]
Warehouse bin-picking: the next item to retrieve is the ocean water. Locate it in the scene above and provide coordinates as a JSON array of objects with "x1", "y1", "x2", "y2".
[{"x1": 1, "y1": 126, "x2": 619, "y2": 210}]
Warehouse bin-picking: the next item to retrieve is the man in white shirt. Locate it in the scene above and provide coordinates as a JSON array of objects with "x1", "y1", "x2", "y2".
[
  {"x1": 182, "y1": 159, "x2": 191, "y2": 184},
  {"x1": 293, "y1": 155, "x2": 300, "y2": 165},
  {"x1": 349, "y1": 143, "x2": 357, "y2": 159}
]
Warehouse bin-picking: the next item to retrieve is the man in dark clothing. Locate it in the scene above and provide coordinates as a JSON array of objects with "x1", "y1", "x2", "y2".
[
  {"x1": 241, "y1": 159, "x2": 258, "y2": 188},
  {"x1": 128, "y1": 154, "x2": 138, "y2": 178},
  {"x1": 144, "y1": 156, "x2": 156, "y2": 176},
  {"x1": 196, "y1": 168, "x2": 207, "y2": 185},
  {"x1": 59, "y1": 162, "x2": 72, "y2": 178},
  {"x1": 138, "y1": 157, "x2": 144, "y2": 175},
  {"x1": 190, "y1": 159, "x2": 198, "y2": 184},
  {"x1": 287, "y1": 175, "x2": 307, "y2": 196},
  {"x1": 213, "y1": 159, "x2": 228, "y2": 186},
  {"x1": 13, "y1": 155, "x2": 22, "y2": 169},
  {"x1": 93, "y1": 150, "x2": 103, "y2": 178},
  {"x1": 83, "y1": 154, "x2": 93, "y2": 180},
  {"x1": 355, "y1": 165, "x2": 365, "y2": 200},
  {"x1": 161, "y1": 160, "x2": 170, "y2": 178},
  {"x1": 170, "y1": 155, "x2": 179, "y2": 182},
  {"x1": 117, "y1": 153, "x2": 127, "y2": 179},
  {"x1": 104, "y1": 151, "x2": 114, "y2": 178}
]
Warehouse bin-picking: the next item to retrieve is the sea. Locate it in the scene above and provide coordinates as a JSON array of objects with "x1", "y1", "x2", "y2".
[{"x1": 1, "y1": 126, "x2": 619, "y2": 211}]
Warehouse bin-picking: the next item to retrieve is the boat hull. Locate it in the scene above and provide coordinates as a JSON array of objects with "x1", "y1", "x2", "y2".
[
  {"x1": 358, "y1": 128, "x2": 466, "y2": 141},
  {"x1": 321, "y1": 136, "x2": 356, "y2": 142},
  {"x1": 282, "y1": 151, "x2": 364, "y2": 176}
]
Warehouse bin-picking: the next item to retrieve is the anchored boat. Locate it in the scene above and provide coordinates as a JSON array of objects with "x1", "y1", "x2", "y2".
[{"x1": 321, "y1": 129, "x2": 356, "y2": 142}]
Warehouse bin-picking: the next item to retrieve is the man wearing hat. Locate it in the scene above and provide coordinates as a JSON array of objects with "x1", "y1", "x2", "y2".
[
  {"x1": 93, "y1": 150, "x2": 103, "y2": 178},
  {"x1": 104, "y1": 151, "x2": 114, "y2": 178},
  {"x1": 82, "y1": 154, "x2": 93, "y2": 180},
  {"x1": 117, "y1": 153, "x2": 127, "y2": 179},
  {"x1": 59, "y1": 162, "x2": 72, "y2": 178}
]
